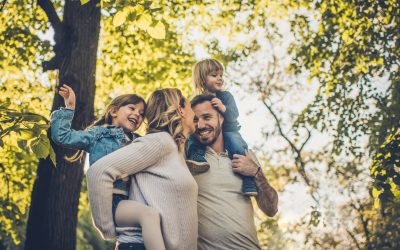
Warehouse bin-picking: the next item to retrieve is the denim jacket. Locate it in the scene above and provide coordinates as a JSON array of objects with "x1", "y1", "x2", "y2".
[{"x1": 51, "y1": 108, "x2": 139, "y2": 193}]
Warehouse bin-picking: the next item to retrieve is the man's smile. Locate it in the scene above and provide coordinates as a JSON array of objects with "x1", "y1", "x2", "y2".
[{"x1": 196, "y1": 128, "x2": 213, "y2": 138}]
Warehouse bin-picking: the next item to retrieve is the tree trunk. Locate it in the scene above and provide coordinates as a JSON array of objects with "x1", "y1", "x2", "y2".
[{"x1": 25, "y1": 1, "x2": 100, "y2": 249}]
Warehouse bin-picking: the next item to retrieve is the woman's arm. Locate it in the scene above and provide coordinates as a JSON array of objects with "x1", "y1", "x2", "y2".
[{"x1": 86, "y1": 132, "x2": 174, "y2": 239}]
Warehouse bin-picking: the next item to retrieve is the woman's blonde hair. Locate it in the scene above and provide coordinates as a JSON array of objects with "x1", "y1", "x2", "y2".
[
  {"x1": 66, "y1": 94, "x2": 146, "y2": 163},
  {"x1": 192, "y1": 58, "x2": 224, "y2": 95},
  {"x1": 145, "y1": 88, "x2": 186, "y2": 151}
]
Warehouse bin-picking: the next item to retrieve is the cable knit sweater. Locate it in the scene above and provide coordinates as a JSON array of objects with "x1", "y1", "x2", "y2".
[{"x1": 86, "y1": 132, "x2": 198, "y2": 250}]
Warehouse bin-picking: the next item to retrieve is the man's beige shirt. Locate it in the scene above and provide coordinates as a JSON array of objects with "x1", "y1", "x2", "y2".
[{"x1": 193, "y1": 147, "x2": 261, "y2": 250}]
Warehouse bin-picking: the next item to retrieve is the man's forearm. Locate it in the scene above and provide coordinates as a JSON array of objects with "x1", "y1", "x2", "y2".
[{"x1": 254, "y1": 170, "x2": 278, "y2": 217}]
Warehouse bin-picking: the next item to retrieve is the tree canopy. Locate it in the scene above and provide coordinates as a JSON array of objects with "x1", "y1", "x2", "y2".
[{"x1": 0, "y1": 0, "x2": 399, "y2": 249}]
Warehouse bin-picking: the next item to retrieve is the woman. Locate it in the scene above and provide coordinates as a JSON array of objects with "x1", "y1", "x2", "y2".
[{"x1": 87, "y1": 88, "x2": 198, "y2": 250}]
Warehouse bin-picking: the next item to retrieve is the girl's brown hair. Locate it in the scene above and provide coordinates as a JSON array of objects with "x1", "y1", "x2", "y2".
[
  {"x1": 145, "y1": 88, "x2": 186, "y2": 151},
  {"x1": 66, "y1": 94, "x2": 146, "y2": 163},
  {"x1": 192, "y1": 58, "x2": 224, "y2": 95}
]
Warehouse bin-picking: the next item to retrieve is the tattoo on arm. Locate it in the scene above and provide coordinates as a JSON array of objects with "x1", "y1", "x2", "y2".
[{"x1": 254, "y1": 170, "x2": 278, "y2": 217}]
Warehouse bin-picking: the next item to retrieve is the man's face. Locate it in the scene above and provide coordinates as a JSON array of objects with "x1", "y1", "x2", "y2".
[{"x1": 192, "y1": 101, "x2": 224, "y2": 146}]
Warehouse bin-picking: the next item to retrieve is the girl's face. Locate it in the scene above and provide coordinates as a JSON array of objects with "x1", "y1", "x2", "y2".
[
  {"x1": 205, "y1": 70, "x2": 224, "y2": 93},
  {"x1": 180, "y1": 98, "x2": 195, "y2": 135},
  {"x1": 111, "y1": 102, "x2": 145, "y2": 132}
]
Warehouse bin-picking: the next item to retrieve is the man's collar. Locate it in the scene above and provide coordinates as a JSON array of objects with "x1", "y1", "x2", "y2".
[{"x1": 205, "y1": 146, "x2": 229, "y2": 157}]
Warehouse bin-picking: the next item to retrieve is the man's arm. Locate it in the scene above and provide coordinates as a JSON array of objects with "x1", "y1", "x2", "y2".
[
  {"x1": 253, "y1": 167, "x2": 279, "y2": 217},
  {"x1": 231, "y1": 151, "x2": 278, "y2": 217}
]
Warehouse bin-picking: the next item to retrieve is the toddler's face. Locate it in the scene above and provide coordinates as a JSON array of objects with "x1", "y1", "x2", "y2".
[{"x1": 205, "y1": 70, "x2": 224, "y2": 93}]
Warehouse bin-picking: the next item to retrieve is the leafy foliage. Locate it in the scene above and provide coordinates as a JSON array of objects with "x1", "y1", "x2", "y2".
[
  {"x1": 1, "y1": 0, "x2": 398, "y2": 249},
  {"x1": 371, "y1": 129, "x2": 400, "y2": 206},
  {"x1": 290, "y1": 0, "x2": 400, "y2": 157}
]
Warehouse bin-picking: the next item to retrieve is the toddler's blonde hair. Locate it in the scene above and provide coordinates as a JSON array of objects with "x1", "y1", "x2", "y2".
[{"x1": 192, "y1": 59, "x2": 224, "y2": 95}]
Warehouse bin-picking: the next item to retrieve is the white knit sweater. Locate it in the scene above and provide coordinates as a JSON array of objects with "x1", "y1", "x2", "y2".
[{"x1": 87, "y1": 132, "x2": 198, "y2": 250}]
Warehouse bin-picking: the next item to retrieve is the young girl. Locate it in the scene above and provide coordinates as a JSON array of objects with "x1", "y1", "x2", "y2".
[
  {"x1": 50, "y1": 84, "x2": 165, "y2": 250},
  {"x1": 186, "y1": 59, "x2": 258, "y2": 196}
]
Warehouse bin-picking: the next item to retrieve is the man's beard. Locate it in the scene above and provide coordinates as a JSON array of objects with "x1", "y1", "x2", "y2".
[{"x1": 196, "y1": 117, "x2": 222, "y2": 146}]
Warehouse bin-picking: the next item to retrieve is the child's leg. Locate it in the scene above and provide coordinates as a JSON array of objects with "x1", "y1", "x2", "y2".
[
  {"x1": 115, "y1": 200, "x2": 166, "y2": 250},
  {"x1": 223, "y1": 131, "x2": 258, "y2": 196},
  {"x1": 185, "y1": 133, "x2": 210, "y2": 174}
]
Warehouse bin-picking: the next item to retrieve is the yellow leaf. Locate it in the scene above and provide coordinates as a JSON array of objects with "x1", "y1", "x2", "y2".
[
  {"x1": 113, "y1": 10, "x2": 128, "y2": 27},
  {"x1": 135, "y1": 5, "x2": 145, "y2": 14},
  {"x1": 80, "y1": 0, "x2": 90, "y2": 5},
  {"x1": 373, "y1": 198, "x2": 380, "y2": 209},
  {"x1": 136, "y1": 13, "x2": 152, "y2": 30},
  {"x1": 372, "y1": 188, "x2": 380, "y2": 198},
  {"x1": 147, "y1": 21, "x2": 166, "y2": 40},
  {"x1": 18, "y1": 129, "x2": 35, "y2": 140}
]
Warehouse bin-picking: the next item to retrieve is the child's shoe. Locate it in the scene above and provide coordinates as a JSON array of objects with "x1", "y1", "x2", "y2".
[
  {"x1": 242, "y1": 176, "x2": 258, "y2": 196},
  {"x1": 186, "y1": 154, "x2": 210, "y2": 174}
]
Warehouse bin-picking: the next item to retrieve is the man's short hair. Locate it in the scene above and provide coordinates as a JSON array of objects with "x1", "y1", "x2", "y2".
[{"x1": 191, "y1": 94, "x2": 223, "y2": 115}]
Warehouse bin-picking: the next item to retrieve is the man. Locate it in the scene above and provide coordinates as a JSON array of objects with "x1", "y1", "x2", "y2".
[{"x1": 190, "y1": 94, "x2": 278, "y2": 249}]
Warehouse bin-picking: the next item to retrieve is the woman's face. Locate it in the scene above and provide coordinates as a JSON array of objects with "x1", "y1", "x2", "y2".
[{"x1": 181, "y1": 98, "x2": 195, "y2": 135}]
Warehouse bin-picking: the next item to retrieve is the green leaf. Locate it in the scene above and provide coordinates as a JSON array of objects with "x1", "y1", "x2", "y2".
[
  {"x1": 49, "y1": 146, "x2": 56, "y2": 166},
  {"x1": 17, "y1": 140, "x2": 28, "y2": 152},
  {"x1": 29, "y1": 135, "x2": 50, "y2": 159},
  {"x1": 0, "y1": 99, "x2": 11, "y2": 108},
  {"x1": 18, "y1": 129, "x2": 35, "y2": 140},
  {"x1": 21, "y1": 113, "x2": 44, "y2": 122}
]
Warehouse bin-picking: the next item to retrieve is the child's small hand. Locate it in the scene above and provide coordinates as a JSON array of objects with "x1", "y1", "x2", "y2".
[
  {"x1": 211, "y1": 97, "x2": 226, "y2": 113},
  {"x1": 59, "y1": 84, "x2": 76, "y2": 110}
]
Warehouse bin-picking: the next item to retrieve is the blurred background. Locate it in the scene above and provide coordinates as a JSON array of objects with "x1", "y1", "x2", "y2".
[{"x1": 0, "y1": 0, "x2": 399, "y2": 249}]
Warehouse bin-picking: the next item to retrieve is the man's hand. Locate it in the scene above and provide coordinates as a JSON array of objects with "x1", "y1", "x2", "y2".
[
  {"x1": 233, "y1": 150, "x2": 279, "y2": 217},
  {"x1": 211, "y1": 97, "x2": 226, "y2": 113},
  {"x1": 231, "y1": 152, "x2": 259, "y2": 177},
  {"x1": 59, "y1": 84, "x2": 76, "y2": 110}
]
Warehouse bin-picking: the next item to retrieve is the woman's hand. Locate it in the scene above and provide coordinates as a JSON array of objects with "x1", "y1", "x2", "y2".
[
  {"x1": 211, "y1": 97, "x2": 226, "y2": 113},
  {"x1": 59, "y1": 84, "x2": 76, "y2": 110}
]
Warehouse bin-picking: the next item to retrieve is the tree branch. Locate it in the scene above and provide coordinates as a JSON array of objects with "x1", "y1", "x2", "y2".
[
  {"x1": 38, "y1": 0, "x2": 66, "y2": 71},
  {"x1": 0, "y1": 0, "x2": 7, "y2": 12},
  {"x1": 300, "y1": 128, "x2": 312, "y2": 152},
  {"x1": 37, "y1": 0, "x2": 62, "y2": 33},
  {"x1": 262, "y1": 99, "x2": 318, "y2": 203},
  {"x1": 350, "y1": 201, "x2": 371, "y2": 249},
  {"x1": 345, "y1": 229, "x2": 362, "y2": 250}
]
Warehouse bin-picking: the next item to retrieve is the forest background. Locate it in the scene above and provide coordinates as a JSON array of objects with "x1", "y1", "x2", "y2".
[{"x1": 0, "y1": 0, "x2": 399, "y2": 249}]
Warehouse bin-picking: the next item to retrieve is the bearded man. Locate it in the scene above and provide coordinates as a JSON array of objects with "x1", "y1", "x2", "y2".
[{"x1": 188, "y1": 94, "x2": 278, "y2": 250}]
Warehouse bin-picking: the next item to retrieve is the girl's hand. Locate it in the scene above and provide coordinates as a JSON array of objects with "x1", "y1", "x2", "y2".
[
  {"x1": 211, "y1": 97, "x2": 226, "y2": 113},
  {"x1": 59, "y1": 84, "x2": 76, "y2": 110}
]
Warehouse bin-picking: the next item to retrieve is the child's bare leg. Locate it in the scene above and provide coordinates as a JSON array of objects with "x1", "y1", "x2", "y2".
[{"x1": 115, "y1": 200, "x2": 166, "y2": 250}]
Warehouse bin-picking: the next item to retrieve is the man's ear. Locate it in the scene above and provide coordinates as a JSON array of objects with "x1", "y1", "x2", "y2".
[{"x1": 218, "y1": 113, "x2": 224, "y2": 124}]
